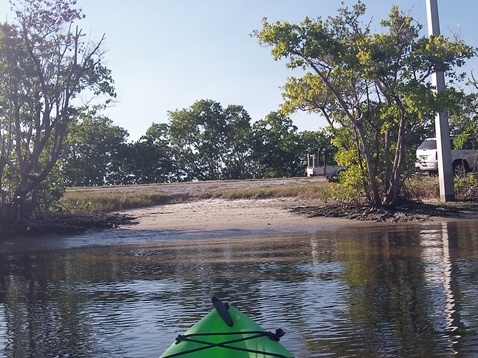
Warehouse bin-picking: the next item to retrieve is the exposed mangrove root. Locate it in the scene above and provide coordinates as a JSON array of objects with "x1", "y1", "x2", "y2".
[
  {"x1": 288, "y1": 201, "x2": 478, "y2": 223},
  {"x1": 0, "y1": 213, "x2": 138, "y2": 239}
]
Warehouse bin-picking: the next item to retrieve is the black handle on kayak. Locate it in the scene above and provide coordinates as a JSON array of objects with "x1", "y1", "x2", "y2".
[{"x1": 212, "y1": 296, "x2": 234, "y2": 327}]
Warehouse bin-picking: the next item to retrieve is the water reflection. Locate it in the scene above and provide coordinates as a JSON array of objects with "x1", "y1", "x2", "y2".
[
  {"x1": 420, "y1": 222, "x2": 478, "y2": 356},
  {"x1": 0, "y1": 222, "x2": 478, "y2": 357}
]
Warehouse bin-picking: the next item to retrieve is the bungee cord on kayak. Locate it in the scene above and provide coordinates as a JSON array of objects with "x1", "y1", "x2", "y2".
[
  {"x1": 162, "y1": 331, "x2": 292, "y2": 358},
  {"x1": 159, "y1": 297, "x2": 294, "y2": 358}
]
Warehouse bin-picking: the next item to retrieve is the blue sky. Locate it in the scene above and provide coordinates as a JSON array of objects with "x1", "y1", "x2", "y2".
[{"x1": 1, "y1": 0, "x2": 477, "y2": 140}]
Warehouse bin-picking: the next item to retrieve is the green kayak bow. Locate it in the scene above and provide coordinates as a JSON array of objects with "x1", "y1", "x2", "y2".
[{"x1": 160, "y1": 297, "x2": 294, "y2": 358}]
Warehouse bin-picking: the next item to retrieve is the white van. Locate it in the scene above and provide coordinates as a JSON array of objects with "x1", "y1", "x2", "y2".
[{"x1": 415, "y1": 137, "x2": 478, "y2": 177}]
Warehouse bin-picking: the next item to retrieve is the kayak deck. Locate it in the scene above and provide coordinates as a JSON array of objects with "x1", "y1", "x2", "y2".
[{"x1": 160, "y1": 297, "x2": 294, "y2": 358}]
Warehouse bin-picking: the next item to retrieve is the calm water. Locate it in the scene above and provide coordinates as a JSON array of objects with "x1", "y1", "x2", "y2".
[{"x1": 1, "y1": 220, "x2": 478, "y2": 357}]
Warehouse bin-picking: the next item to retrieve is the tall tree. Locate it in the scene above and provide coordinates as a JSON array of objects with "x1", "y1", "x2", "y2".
[
  {"x1": 0, "y1": 0, "x2": 115, "y2": 219},
  {"x1": 254, "y1": 2, "x2": 474, "y2": 208},
  {"x1": 119, "y1": 123, "x2": 176, "y2": 184},
  {"x1": 301, "y1": 128, "x2": 340, "y2": 167},
  {"x1": 168, "y1": 100, "x2": 253, "y2": 181},
  {"x1": 62, "y1": 109, "x2": 128, "y2": 186},
  {"x1": 448, "y1": 78, "x2": 478, "y2": 140},
  {"x1": 221, "y1": 105, "x2": 254, "y2": 179},
  {"x1": 251, "y1": 112, "x2": 303, "y2": 178}
]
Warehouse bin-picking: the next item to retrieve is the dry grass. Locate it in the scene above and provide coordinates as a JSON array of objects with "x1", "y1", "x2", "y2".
[
  {"x1": 404, "y1": 175, "x2": 440, "y2": 200},
  {"x1": 215, "y1": 184, "x2": 328, "y2": 200},
  {"x1": 61, "y1": 192, "x2": 171, "y2": 214},
  {"x1": 61, "y1": 180, "x2": 331, "y2": 214},
  {"x1": 61, "y1": 176, "x2": 445, "y2": 215}
]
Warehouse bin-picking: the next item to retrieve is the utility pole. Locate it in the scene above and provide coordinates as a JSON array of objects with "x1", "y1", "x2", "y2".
[{"x1": 426, "y1": 0, "x2": 455, "y2": 201}]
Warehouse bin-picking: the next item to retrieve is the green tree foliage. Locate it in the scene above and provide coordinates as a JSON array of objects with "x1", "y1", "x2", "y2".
[
  {"x1": 254, "y1": 2, "x2": 474, "y2": 208},
  {"x1": 221, "y1": 105, "x2": 255, "y2": 179},
  {"x1": 168, "y1": 100, "x2": 253, "y2": 181},
  {"x1": 448, "y1": 77, "x2": 478, "y2": 140},
  {"x1": 120, "y1": 123, "x2": 176, "y2": 184},
  {"x1": 0, "y1": 0, "x2": 114, "y2": 219},
  {"x1": 301, "y1": 128, "x2": 340, "y2": 166},
  {"x1": 251, "y1": 112, "x2": 304, "y2": 178},
  {"x1": 58, "y1": 99, "x2": 320, "y2": 186},
  {"x1": 63, "y1": 120, "x2": 176, "y2": 186},
  {"x1": 62, "y1": 109, "x2": 128, "y2": 186}
]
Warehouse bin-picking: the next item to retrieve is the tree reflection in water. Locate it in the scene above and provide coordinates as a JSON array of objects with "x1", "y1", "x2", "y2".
[{"x1": 0, "y1": 222, "x2": 477, "y2": 357}]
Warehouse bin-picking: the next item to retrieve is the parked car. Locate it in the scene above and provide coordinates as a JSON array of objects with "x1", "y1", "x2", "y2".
[
  {"x1": 305, "y1": 152, "x2": 346, "y2": 181},
  {"x1": 415, "y1": 136, "x2": 478, "y2": 177}
]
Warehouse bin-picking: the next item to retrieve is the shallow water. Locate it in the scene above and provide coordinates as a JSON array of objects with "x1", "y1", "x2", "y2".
[{"x1": 1, "y1": 220, "x2": 478, "y2": 357}]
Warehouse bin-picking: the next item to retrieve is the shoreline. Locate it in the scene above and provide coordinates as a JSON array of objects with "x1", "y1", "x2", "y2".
[
  {"x1": 120, "y1": 197, "x2": 478, "y2": 234},
  {"x1": 3, "y1": 197, "x2": 477, "y2": 254},
  {"x1": 121, "y1": 198, "x2": 406, "y2": 233}
]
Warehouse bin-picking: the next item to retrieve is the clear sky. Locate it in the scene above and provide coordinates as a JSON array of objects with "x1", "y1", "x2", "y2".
[{"x1": 1, "y1": 0, "x2": 477, "y2": 140}]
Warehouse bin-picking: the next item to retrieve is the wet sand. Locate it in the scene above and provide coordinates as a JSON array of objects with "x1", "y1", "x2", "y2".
[
  {"x1": 1, "y1": 197, "x2": 462, "y2": 254},
  {"x1": 2, "y1": 197, "x2": 369, "y2": 254},
  {"x1": 122, "y1": 198, "x2": 370, "y2": 232},
  {"x1": 71, "y1": 178, "x2": 478, "y2": 235}
]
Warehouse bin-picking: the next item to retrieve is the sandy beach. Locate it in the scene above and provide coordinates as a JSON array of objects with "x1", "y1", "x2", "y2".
[
  {"x1": 123, "y1": 198, "x2": 373, "y2": 233},
  {"x1": 95, "y1": 177, "x2": 476, "y2": 235}
]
